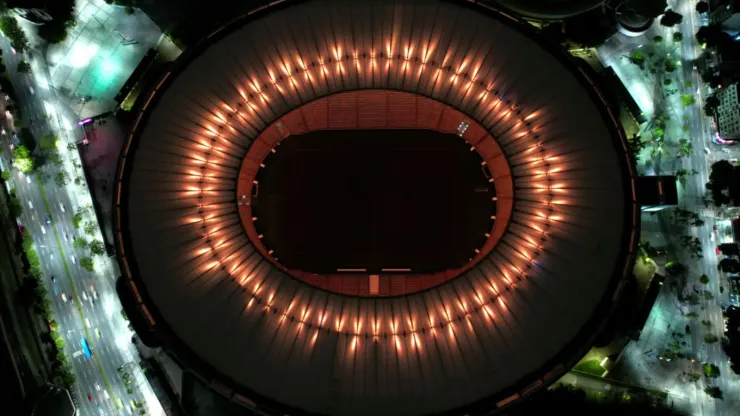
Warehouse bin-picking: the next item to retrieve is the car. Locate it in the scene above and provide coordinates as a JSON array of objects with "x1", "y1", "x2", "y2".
[
  {"x1": 40, "y1": 225, "x2": 46, "y2": 235},
  {"x1": 29, "y1": 86, "x2": 34, "y2": 95},
  {"x1": 88, "y1": 394, "x2": 93, "y2": 403},
  {"x1": 59, "y1": 203, "x2": 65, "y2": 212},
  {"x1": 25, "y1": 175, "x2": 30, "y2": 184},
  {"x1": 103, "y1": 390, "x2": 109, "y2": 400},
  {"x1": 63, "y1": 232, "x2": 68, "y2": 241},
  {"x1": 85, "y1": 318, "x2": 91, "y2": 328},
  {"x1": 27, "y1": 200, "x2": 33, "y2": 209},
  {"x1": 45, "y1": 214, "x2": 51, "y2": 225},
  {"x1": 61, "y1": 293, "x2": 67, "y2": 302},
  {"x1": 51, "y1": 275, "x2": 56, "y2": 283},
  {"x1": 94, "y1": 382, "x2": 101, "y2": 391},
  {"x1": 71, "y1": 255, "x2": 76, "y2": 264},
  {"x1": 95, "y1": 328, "x2": 101, "y2": 338},
  {"x1": 704, "y1": 146, "x2": 711, "y2": 155},
  {"x1": 17, "y1": 223, "x2": 24, "y2": 236},
  {"x1": 82, "y1": 291, "x2": 88, "y2": 301}
]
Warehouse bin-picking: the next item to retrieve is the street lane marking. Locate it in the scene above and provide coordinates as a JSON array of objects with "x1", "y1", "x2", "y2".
[{"x1": 36, "y1": 173, "x2": 121, "y2": 409}]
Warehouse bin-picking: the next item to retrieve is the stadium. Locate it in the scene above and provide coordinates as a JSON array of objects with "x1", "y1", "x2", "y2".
[{"x1": 114, "y1": 0, "x2": 639, "y2": 415}]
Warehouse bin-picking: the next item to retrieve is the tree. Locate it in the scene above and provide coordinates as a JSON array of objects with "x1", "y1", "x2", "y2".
[
  {"x1": 37, "y1": 0, "x2": 76, "y2": 45},
  {"x1": 706, "y1": 160, "x2": 736, "y2": 206},
  {"x1": 719, "y1": 258, "x2": 740, "y2": 273},
  {"x1": 672, "y1": 32, "x2": 683, "y2": 42},
  {"x1": 700, "y1": 274, "x2": 710, "y2": 284},
  {"x1": 0, "y1": 16, "x2": 30, "y2": 53},
  {"x1": 652, "y1": 35, "x2": 663, "y2": 44},
  {"x1": 626, "y1": 133, "x2": 647, "y2": 162},
  {"x1": 61, "y1": 370, "x2": 76, "y2": 389},
  {"x1": 9, "y1": 197, "x2": 23, "y2": 218},
  {"x1": 16, "y1": 60, "x2": 31, "y2": 74},
  {"x1": 13, "y1": 145, "x2": 34, "y2": 173},
  {"x1": 0, "y1": 170, "x2": 9, "y2": 181},
  {"x1": 660, "y1": 10, "x2": 683, "y2": 27},
  {"x1": 705, "y1": 386, "x2": 723, "y2": 399},
  {"x1": 89, "y1": 240, "x2": 105, "y2": 256},
  {"x1": 665, "y1": 261, "x2": 687, "y2": 277},
  {"x1": 73, "y1": 237, "x2": 88, "y2": 249},
  {"x1": 705, "y1": 334, "x2": 719, "y2": 343},
  {"x1": 55, "y1": 171, "x2": 69, "y2": 187},
  {"x1": 719, "y1": 243, "x2": 740, "y2": 256},
  {"x1": 40, "y1": 135, "x2": 58, "y2": 152},
  {"x1": 72, "y1": 213, "x2": 83, "y2": 229},
  {"x1": 80, "y1": 257, "x2": 94, "y2": 272},
  {"x1": 49, "y1": 152, "x2": 63, "y2": 167},
  {"x1": 704, "y1": 363, "x2": 720, "y2": 378},
  {"x1": 696, "y1": 1, "x2": 709, "y2": 14},
  {"x1": 83, "y1": 221, "x2": 96, "y2": 236},
  {"x1": 696, "y1": 25, "x2": 731, "y2": 48},
  {"x1": 681, "y1": 94, "x2": 695, "y2": 107}
]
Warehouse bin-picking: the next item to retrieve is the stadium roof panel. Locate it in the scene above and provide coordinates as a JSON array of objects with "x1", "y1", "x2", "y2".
[{"x1": 116, "y1": 1, "x2": 639, "y2": 415}]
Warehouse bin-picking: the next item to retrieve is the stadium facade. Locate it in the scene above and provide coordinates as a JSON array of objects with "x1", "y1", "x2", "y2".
[{"x1": 114, "y1": 1, "x2": 639, "y2": 415}]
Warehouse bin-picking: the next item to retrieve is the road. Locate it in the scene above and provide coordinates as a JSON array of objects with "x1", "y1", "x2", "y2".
[
  {"x1": 598, "y1": 1, "x2": 740, "y2": 415},
  {"x1": 1, "y1": 14, "x2": 163, "y2": 416}
]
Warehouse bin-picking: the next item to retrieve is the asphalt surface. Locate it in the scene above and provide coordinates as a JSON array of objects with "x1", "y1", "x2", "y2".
[
  {"x1": 1, "y1": 16, "x2": 161, "y2": 416},
  {"x1": 598, "y1": 1, "x2": 740, "y2": 414}
]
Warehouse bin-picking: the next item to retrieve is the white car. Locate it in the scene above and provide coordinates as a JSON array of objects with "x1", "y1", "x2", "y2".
[
  {"x1": 94, "y1": 382, "x2": 100, "y2": 391},
  {"x1": 27, "y1": 200, "x2": 33, "y2": 209},
  {"x1": 59, "y1": 202, "x2": 65, "y2": 212},
  {"x1": 71, "y1": 255, "x2": 76, "y2": 264},
  {"x1": 25, "y1": 175, "x2": 30, "y2": 184},
  {"x1": 103, "y1": 390, "x2": 109, "y2": 400},
  {"x1": 61, "y1": 293, "x2": 67, "y2": 302},
  {"x1": 40, "y1": 225, "x2": 46, "y2": 235},
  {"x1": 85, "y1": 318, "x2": 91, "y2": 328},
  {"x1": 82, "y1": 291, "x2": 88, "y2": 301}
]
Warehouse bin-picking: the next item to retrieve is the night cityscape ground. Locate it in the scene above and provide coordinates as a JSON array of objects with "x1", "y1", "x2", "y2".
[{"x1": 0, "y1": 1, "x2": 740, "y2": 416}]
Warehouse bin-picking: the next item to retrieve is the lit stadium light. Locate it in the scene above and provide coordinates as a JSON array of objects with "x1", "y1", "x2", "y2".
[{"x1": 114, "y1": 1, "x2": 638, "y2": 414}]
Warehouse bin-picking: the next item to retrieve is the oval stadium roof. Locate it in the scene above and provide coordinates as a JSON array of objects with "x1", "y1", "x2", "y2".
[{"x1": 114, "y1": 1, "x2": 639, "y2": 415}]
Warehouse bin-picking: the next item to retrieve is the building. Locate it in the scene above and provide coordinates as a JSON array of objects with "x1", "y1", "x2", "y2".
[
  {"x1": 710, "y1": 0, "x2": 740, "y2": 31},
  {"x1": 717, "y1": 83, "x2": 740, "y2": 139},
  {"x1": 113, "y1": 1, "x2": 639, "y2": 415},
  {"x1": 635, "y1": 176, "x2": 679, "y2": 212},
  {"x1": 493, "y1": 0, "x2": 606, "y2": 20}
]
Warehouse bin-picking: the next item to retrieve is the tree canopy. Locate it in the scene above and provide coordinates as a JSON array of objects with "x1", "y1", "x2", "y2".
[
  {"x1": 0, "y1": 16, "x2": 30, "y2": 53},
  {"x1": 696, "y1": 25, "x2": 732, "y2": 48},
  {"x1": 40, "y1": 134, "x2": 58, "y2": 152},
  {"x1": 16, "y1": 60, "x2": 30, "y2": 74},
  {"x1": 36, "y1": 0, "x2": 76, "y2": 44},
  {"x1": 707, "y1": 160, "x2": 740, "y2": 206},
  {"x1": 13, "y1": 145, "x2": 34, "y2": 173},
  {"x1": 660, "y1": 10, "x2": 683, "y2": 27},
  {"x1": 696, "y1": 1, "x2": 709, "y2": 14}
]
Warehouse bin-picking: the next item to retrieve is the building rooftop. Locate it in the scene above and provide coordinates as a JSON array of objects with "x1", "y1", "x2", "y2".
[{"x1": 114, "y1": 1, "x2": 639, "y2": 415}]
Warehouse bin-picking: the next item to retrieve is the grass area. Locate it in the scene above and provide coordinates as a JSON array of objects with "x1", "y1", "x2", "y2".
[
  {"x1": 36, "y1": 173, "x2": 121, "y2": 409},
  {"x1": 573, "y1": 359, "x2": 606, "y2": 377}
]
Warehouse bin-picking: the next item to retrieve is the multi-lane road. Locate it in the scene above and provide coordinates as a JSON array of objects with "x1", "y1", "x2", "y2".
[
  {"x1": 597, "y1": 1, "x2": 740, "y2": 415},
  {"x1": 1, "y1": 17, "x2": 162, "y2": 416}
]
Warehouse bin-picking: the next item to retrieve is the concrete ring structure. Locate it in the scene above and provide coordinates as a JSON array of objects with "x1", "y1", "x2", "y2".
[
  {"x1": 238, "y1": 90, "x2": 514, "y2": 296},
  {"x1": 114, "y1": 1, "x2": 639, "y2": 415}
]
